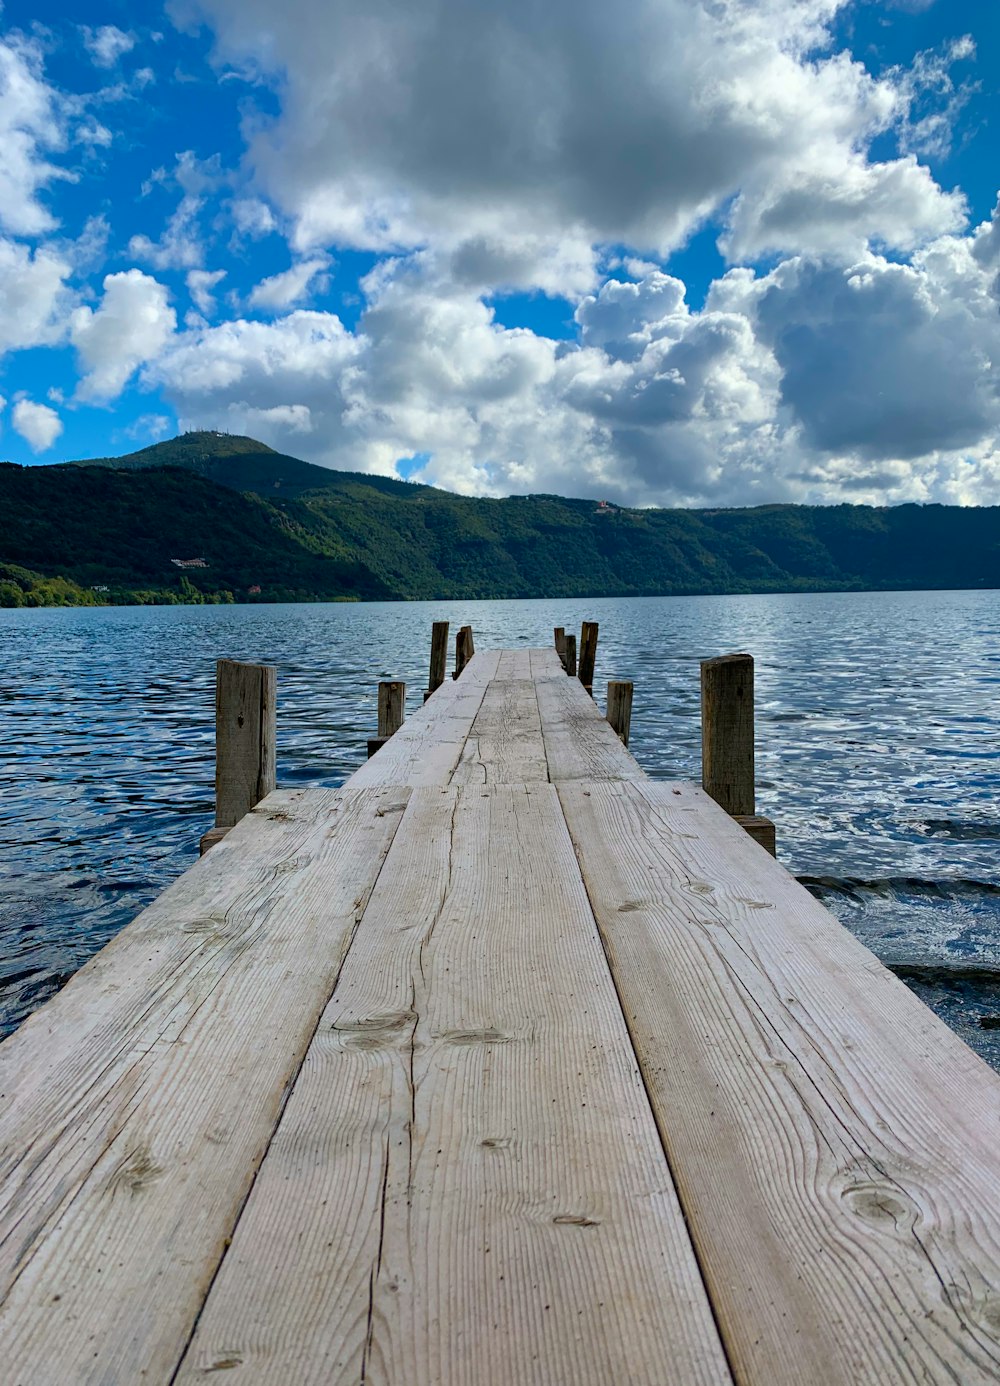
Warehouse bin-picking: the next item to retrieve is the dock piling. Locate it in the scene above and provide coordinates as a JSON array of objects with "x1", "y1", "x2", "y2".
[
  {"x1": 563, "y1": 632, "x2": 577, "y2": 677},
  {"x1": 579, "y1": 621, "x2": 598, "y2": 695},
  {"x1": 700, "y1": 652, "x2": 775, "y2": 854},
  {"x1": 454, "y1": 625, "x2": 475, "y2": 679},
  {"x1": 606, "y1": 680, "x2": 633, "y2": 746},
  {"x1": 200, "y1": 658, "x2": 276, "y2": 854},
  {"x1": 368, "y1": 680, "x2": 405, "y2": 757},
  {"x1": 425, "y1": 621, "x2": 449, "y2": 701}
]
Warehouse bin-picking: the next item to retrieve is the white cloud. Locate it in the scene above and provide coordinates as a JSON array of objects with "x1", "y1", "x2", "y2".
[
  {"x1": 71, "y1": 270, "x2": 177, "y2": 400},
  {"x1": 230, "y1": 197, "x2": 277, "y2": 239},
  {"x1": 146, "y1": 211, "x2": 1000, "y2": 507},
  {"x1": 247, "y1": 257, "x2": 330, "y2": 311},
  {"x1": 0, "y1": 239, "x2": 73, "y2": 354},
  {"x1": 12, "y1": 398, "x2": 63, "y2": 452},
  {"x1": 183, "y1": 0, "x2": 966, "y2": 278},
  {"x1": 129, "y1": 196, "x2": 203, "y2": 270},
  {"x1": 0, "y1": 36, "x2": 73, "y2": 237},
  {"x1": 187, "y1": 267, "x2": 226, "y2": 314},
  {"x1": 81, "y1": 26, "x2": 136, "y2": 68}
]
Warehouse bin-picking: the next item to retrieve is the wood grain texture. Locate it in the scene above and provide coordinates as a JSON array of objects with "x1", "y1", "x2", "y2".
[
  {"x1": 533, "y1": 671, "x2": 647, "y2": 783},
  {"x1": 377, "y1": 681, "x2": 406, "y2": 739},
  {"x1": 605, "y1": 680, "x2": 633, "y2": 747},
  {"x1": 176, "y1": 786, "x2": 732, "y2": 1385},
  {"x1": 451, "y1": 678, "x2": 548, "y2": 785},
  {"x1": 495, "y1": 647, "x2": 533, "y2": 679},
  {"x1": 347, "y1": 651, "x2": 501, "y2": 788},
  {"x1": 428, "y1": 621, "x2": 449, "y2": 695},
  {"x1": 0, "y1": 786, "x2": 409, "y2": 1384},
  {"x1": 578, "y1": 621, "x2": 598, "y2": 691},
  {"x1": 558, "y1": 778, "x2": 1000, "y2": 1386},
  {"x1": 701, "y1": 654, "x2": 754, "y2": 817},
  {"x1": 215, "y1": 660, "x2": 276, "y2": 829}
]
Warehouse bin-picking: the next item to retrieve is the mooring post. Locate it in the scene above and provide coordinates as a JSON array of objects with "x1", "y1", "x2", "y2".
[
  {"x1": 606, "y1": 680, "x2": 633, "y2": 746},
  {"x1": 579, "y1": 621, "x2": 598, "y2": 695},
  {"x1": 554, "y1": 626, "x2": 566, "y2": 658},
  {"x1": 453, "y1": 625, "x2": 474, "y2": 679},
  {"x1": 700, "y1": 652, "x2": 776, "y2": 855},
  {"x1": 200, "y1": 658, "x2": 277, "y2": 855},
  {"x1": 368, "y1": 680, "x2": 405, "y2": 758},
  {"x1": 425, "y1": 621, "x2": 449, "y2": 701},
  {"x1": 563, "y1": 632, "x2": 577, "y2": 677}
]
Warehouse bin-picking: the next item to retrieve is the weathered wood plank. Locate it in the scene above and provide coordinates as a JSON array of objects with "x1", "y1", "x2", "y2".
[
  {"x1": 176, "y1": 785, "x2": 731, "y2": 1385},
  {"x1": 534, "y1": 671, "x2": 647, "y2": 782},
  {"x1": 451, "y1": 678, "x2": 548, "y2": 785},
  {"x1": 347, "y1": 650, "x2": 501, "y2": 788},
  {"x1": 0, "y1": 786, "x2": 409, "y2": 1383},
  {"x1": 495, "y1": 647, "x2": 532, "y2": 679},
  {"x1": 558, "y1": 778, "x2": 1000, "y2": 1386}
]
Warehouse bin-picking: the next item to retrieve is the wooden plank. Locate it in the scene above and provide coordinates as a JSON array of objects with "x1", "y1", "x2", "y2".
[
  {"x1": 531, "y1": 646, "x2": 566, "y2": 679},
  {"x1": 451, "y1": 678, "x2": 548, "y2": 785},
  {"x1": 495, "y1": 647, "x2": 532, "y2": 679},
  {"x1": 0, "y1": 786, "x2": 410, "y2": 1383},
  {"x1": 347, "y1": 650, "x2": 501, "y2": 788},
  {"x1": 558, "y1": 778, "x2": 1000, "y2": 1386},
  {"x1": 534, "y1": 672, "x2": 647, "y2": 783},
  {"x1": 176, "y1": 785, "x2": 732, "y2": 1385}
]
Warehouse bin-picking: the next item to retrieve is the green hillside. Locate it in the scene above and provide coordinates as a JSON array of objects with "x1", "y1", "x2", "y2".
[
  {"x1": 0, "y1": 460, "x2": 391, "y2": 604},
  {"x1": 3, "y1": 431, "x2": 999, "y2": 604}
]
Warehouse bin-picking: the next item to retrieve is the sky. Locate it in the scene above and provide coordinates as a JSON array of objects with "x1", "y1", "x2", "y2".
[{"x1": 0, "y1": 0, "x2": 998, "y2": 507}]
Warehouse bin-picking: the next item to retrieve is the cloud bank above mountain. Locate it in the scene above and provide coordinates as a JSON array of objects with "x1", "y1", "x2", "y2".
[{"x1": 1, "y1": 0, "x2": 998, "y2": 505}]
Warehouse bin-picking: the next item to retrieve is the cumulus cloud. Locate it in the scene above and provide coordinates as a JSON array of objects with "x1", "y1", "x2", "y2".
[
  {"x1": 187, "y1": 267, "x2": 226, "y2": 314},
  {"x1": 0, "y1": 239, "x2": 73, "y2": 354},
  {"x1": 71, "y1": 270, "x2": 177, "y2": 400},
  {"x1": 182, "y1": 0, "x2": 966, "y2": 281},
  {"x1": 0, "y1": 36, "x2": 73, "y2": 238},
  {"x1": 146, "y1": 207, "x2": 1000, "y2": 508},
  {"x1": 247, "y1": 256, "x2": 330, "y2": 311},
  {"x1": 12, "y1": 398, "x2": 63, "y2": 452},
  {"x1": 81, "y1": 26, "x2": 136, "y2": 69}
]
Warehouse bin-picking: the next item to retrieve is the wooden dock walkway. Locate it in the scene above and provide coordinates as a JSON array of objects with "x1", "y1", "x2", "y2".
[{"x1": 2, "y1": 645, "x2": 1000, "y2": 1383}]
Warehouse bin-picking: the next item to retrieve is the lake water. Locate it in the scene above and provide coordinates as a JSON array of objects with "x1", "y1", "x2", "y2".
[{"x1": 2, "y1": 591, "x2": 999, "y2": 1064}]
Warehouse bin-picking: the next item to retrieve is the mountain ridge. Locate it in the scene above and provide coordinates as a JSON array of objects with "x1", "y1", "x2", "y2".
[{"x1": 2, "y1": 432, "x2": 997, "y2": 605}]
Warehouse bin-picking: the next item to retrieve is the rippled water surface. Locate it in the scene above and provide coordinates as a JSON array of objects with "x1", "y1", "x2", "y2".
[{"x1": 2, "y1": 591, "x2": 998, "y2": 1062}]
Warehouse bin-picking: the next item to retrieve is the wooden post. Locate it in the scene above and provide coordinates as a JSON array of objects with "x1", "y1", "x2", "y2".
[
  {"x1": 579, "y1": 621, "x2": 598, "y2": 695},
  {"x1": 369, "y1": 680, "x2": 405, "y2": 757},
  {"x1": 701, "y1": 654, "x2": 755, "y2": 816},
  {"x1": 563, "y1": 632, "x2": 577, "y2": 677},
  {"x1": 554, "y1": 627, "x2": 566, "y2": 657},
  {"x1": 453, "y1": 625, "x2": 474, "y2": 679},
  {"x1": 425, "y1": 621, "x2": 449, "y2": 701},
  {"x1": 701, "y1": 652, "x2": 776, "y2": 855},
  {"x1": 201, "y1": 659, "x2": 276, "y2": 854},
  {"x1": 606, "y1": 681, "x2": 633, "y2": 746}
]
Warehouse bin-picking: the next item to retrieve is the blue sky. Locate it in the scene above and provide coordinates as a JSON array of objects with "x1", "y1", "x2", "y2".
[{"x1": 0, "y1": 0, "x2": 998, "y2": 507}]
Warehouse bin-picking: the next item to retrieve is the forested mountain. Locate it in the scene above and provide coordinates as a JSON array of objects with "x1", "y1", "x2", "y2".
[{"x1": 2, "y1": 432, "x2": 997, "y2": 605}]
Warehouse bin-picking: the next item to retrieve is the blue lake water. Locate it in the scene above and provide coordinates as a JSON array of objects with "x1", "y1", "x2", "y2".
[{"x1": 2, "y1": 590, "x2": 999, "y2": 1063}]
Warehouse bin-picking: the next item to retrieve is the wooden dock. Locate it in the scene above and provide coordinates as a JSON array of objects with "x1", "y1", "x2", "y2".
[{"x1": 2, "y1": 642, "x2": 1000, "y2": 1383}]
